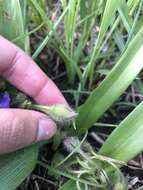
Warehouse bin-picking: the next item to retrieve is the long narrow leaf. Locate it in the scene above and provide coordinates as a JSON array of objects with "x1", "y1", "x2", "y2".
[
  {"x1": 59, "y1": 180, "x2": 77, "y2": 190},
  {"x1": 83, "y1": 0, "x2": 121, "y2": 85},
  {"x1": 32, "y1": 6, "x2": 69, "y2": 59},
  {"x1": 99, "y1": 102, "x2": 143, "y2": 162},
  {"x1": 76, "y1": 25, "x2": 143, "y2": 134},
  {"x1": 0, "y1": 145, "x2": 38, "y2": 190},
  {"x1": 0, "y1": 0, "x2": 25, "y2": 49}
]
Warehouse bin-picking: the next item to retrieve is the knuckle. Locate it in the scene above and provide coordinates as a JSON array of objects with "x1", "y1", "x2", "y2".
[{"x1": 2, "y1": 50, "x2": 21, "y2": 78}]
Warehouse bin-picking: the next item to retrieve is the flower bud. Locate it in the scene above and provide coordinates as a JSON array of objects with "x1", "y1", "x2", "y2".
[{"x1": 28, "y1": 104, "x2": 78, "y2": 123}]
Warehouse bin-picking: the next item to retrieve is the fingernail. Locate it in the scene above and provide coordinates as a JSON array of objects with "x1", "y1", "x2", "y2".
[{"x1": 36, "y1": 118, "x2": 57, "y2": 142}]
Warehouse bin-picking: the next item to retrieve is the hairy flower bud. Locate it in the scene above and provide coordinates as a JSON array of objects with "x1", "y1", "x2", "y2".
[{"x1": 27, "y1": 104, "x2": 78, "y2": 123}]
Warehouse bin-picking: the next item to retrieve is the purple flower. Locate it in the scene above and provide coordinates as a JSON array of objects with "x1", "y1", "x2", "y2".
[{"x1": 0, "y1": 92, "x2": 10, "y2": 108}]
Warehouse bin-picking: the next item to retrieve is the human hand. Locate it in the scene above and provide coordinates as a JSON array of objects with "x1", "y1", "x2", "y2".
[{"x1": 0, "y1": 36, "x2": 67, "y2": 154}]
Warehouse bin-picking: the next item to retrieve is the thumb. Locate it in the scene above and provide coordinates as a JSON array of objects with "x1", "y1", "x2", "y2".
[{"x1": 0, "y1": 109, "x2": 57, "y2": 154}]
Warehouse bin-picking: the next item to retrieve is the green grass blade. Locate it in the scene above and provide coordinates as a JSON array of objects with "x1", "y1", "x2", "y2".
[
  {"x1": 123, "y1": 0, "x2": 143, "y2": 51},
  {"x1": 83, "y1": 0, "x2": 121, "y2": 86},
  {"x1": 32, "y1": 5, "x2": 69, "y2": 59},
  {"x1": 118, "y1": 0, "x2": 133, "y2": 34},
  {"x1": 61, "y1": 0, "x2": 81, "y2": 82},
  {"x1": 12, "y1": 22, "x2": 44, "y2": 44},
  {"x1": 29, "y1": 0, "x2": 77, "y2": 83},
  {"x1": 99, "y1": 102, "x2": 143, "y2": 162},
  {"x1": 0, "y1": 0, "x2": 26, "y2": 49},
  {"x1": 63, "y1": 0, "x2": 80, "y2": 57},
  {"x1": 59, "y1": 180, "x2": 77, "y2": 190},
  {"x1": 29, "y1": 0, "x2": 52, "y2": 28},
  {"x1": 0, "y1": 145, "x2": 38, "y2": 190},
  {"x1": 74, "y1": 1, "x2": 97, "y2": 63},
  {"x1": 113, "y1": 28, "x2": 125, "y2": 52},
  {"x1": 76, "y1": 25, "x2": 143, "y2": 134}
]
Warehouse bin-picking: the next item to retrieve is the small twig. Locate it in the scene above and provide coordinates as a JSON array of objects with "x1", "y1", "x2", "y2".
[
  {"x1": 34, "y1": 180, "x2": 40, "y2": 190},
  {"x1": 90, "y1": 132, "x2": 104, "y2": 145},
  {"x1": 32, "y1": 174, "x2": 57, "y2": 186}
]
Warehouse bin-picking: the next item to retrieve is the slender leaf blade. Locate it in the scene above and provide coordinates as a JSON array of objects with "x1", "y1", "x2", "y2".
[
  {"x1": 76, "y1": 26, "x2": 143, "y2": 134},
  {"x1": 59, "y1": 180, "x2": 77, "y2": 190},
  {"x1": 0, "y1": 145, "x2": 38, "y2": 190},
  {"x1": 99, "y1": 102, "x2": 143, "y2": 162},
  {"x1": 83, "y1": 0, "x2": 121, "y2": 84},
  {"x1": 0, "y1": 0, "x2": 25, "y2": 49}
]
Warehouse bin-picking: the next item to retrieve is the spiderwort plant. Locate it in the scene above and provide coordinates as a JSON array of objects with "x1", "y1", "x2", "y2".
[{"x1": 1, "y1": 0, "x2": 143, "y2": 190}]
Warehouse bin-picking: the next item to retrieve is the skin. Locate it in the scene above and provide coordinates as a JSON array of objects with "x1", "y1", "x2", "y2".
[{"x1": 0, "y1": 36, "x2": 67, "y2": 154}]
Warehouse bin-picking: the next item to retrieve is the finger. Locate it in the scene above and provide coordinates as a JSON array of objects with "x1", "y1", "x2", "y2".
[
  {"x1": 0, "y1": 109, "x2": 57, "y2": 154},
  {"x1": 0, "y1": 36, "x2": 67, "y2": 105}
]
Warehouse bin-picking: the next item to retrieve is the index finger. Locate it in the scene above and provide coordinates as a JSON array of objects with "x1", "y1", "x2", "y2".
[{"x1": 0, "y1": 36, "x2": 67, "y2": 105}]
